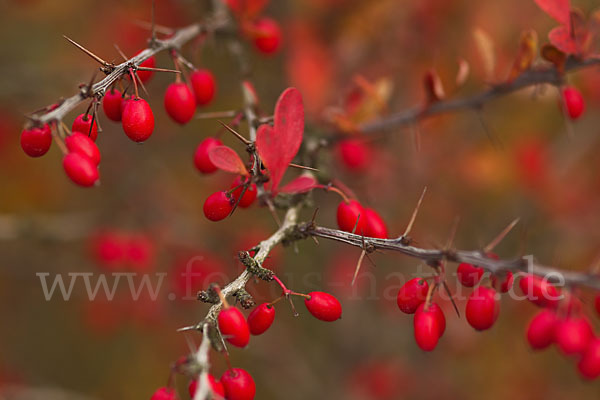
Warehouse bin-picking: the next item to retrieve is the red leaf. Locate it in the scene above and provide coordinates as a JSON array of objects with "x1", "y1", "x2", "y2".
[
  {"x1": 208, "y1": 146, "x2": 248, "y2": 175},
  {"x1": 280, "y1": 176, "x2": 319, "y2": 194},
  {"x1": 256, "y1": 87, "x2": 304, "y2": 192},
  {"x1": 548, "y1": 25, "x2": 579, "y2": 54},
  {"x1": 534, "y1": 0, "x2": 571, "y2": 27}
]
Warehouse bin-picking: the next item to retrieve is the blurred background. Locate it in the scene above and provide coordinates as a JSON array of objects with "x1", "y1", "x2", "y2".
[{"x1": 1, "y1": 0, "x2": 600, "y2": 398}]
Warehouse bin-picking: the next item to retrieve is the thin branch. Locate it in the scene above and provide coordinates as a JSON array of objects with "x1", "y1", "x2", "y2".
[
  {"x1": 204, "y1": 206, "x2": 300, "y2": 322},
  {"x1": 192, "y1": 324, "x2": 213, "y2": 400},
  {"x1": 34, "y1": 22, "x2": 222, "y2": 125},
  {"x1": 359, "y1": 57, "x2": 600, "y2": 133},
  {"x1": 301, "y1": 224, "x2": 600, "y2": 290}
]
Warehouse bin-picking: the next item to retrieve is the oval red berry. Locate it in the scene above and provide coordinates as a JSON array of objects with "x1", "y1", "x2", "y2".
[
  {"x1": 465, "y1": 286, "x2": 500, "y2": 331},
  {"x1": 397, "y1": 278, "x2": 429, "y2": 314},
  {"x1": 217, "y1": 307, "x2": 250, "y2": 348},
  {"x1": 336, "y1": 200, "x2": 366, "y2": 234},
  {"x1": 304, "y1": 291, "x2": 342, "y2": 322},
  {"x1": 248, "y1": 303, "x2": 275, "y2": 335},
  {"x1": 203, "y1": 191, "x2": 234, "y2": 222},
  {"x1": 220, "y1": 368, "x2": 256, "y2": 400},
  {"x1": 190, "y1": 69, "x2": 216, "y2": 106},
  {"x1": 72, "y1": 114, "x2": 98, "y2": 142},
  {"x1": 164, "y1": 82, "x2": 196, "y2": 124},
  {"x1": 65, "y1": 132, "x2": 101, "y2": 165},
  {"x1": 103, "y1": 89, "x2": 123, "y2": 122},
  {"x1": 63, "y1": 152, "x2": 99, "y2": 187},
  {"x1": 122, "y1": 98, "x2": 154, "y2": 142},
  {"x1": 20, "y1": 124, "x2": 51, "y2": 157}
]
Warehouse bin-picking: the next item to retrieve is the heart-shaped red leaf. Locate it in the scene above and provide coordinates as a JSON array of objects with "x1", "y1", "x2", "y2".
[
  {"x1": 280, "y1": 176, "x2": 319, "y2": 194},
  {"x1": 208, "y1": 145, "x2": 248, "y2": 175},
  {"x1": 548, "y1": 25, "x2": 579, "y2": 54},
  {"x1": 534, "y1": 0, "x2": 571, "y2": 27},
  {"x1": 256, "y1": 87, "x2": 304, "y2": 193}
]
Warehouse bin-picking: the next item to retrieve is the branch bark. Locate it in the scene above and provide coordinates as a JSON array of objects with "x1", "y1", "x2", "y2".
[
  {"x1": 188, "y1": 205, "x2": 301, "y2": 399},
  {"x1": 32, "y1": 19, "x2": 227, "y2": 126},
  {"x1": 302, "y1": 224, "x2": 600, "y2": 290},
  {"x1": 360, "y1": 57, "x2": 600, "y2": 133}
]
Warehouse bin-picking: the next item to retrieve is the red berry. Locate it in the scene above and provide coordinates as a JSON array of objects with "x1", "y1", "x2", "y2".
[
  {"x1": 62, "y1": 152, "x2": 99, "y2": 187},
  {"x1": 125, "y1": 234, "x2": 155, "y2": 271},
  {"x1": 20, "y1": 124, "x2": 51, "y2": 157},
  {"x1": 363, "y1": 208, "x2": 388, "y2": 238},
  {"x1": 231, "y1": 176, "x2": 257, "y2": 208},
  {"x1": 251, "y1": 17, "x2": 282, "y2": 54},
  {"x1": 103, "y1": 89, "x2": 123, "y2": 122},
  {"x1": 397, "y1": 278, "x2": 429, "y2": 314},
  {"x1": 526, "y1": 309, "x2": 557, "y2": 350},
  {"x1": 519, "y1": 274, "x2": 561, "y2": 308},
  {"x1": 414, "y1": 302, "x2": 445, "y2": 351},
  {"x1": 337, "y1": 139, "x2": 372, "y2": 171},
  {"x1": 188, "y1": 374, "x2": 226, "y2": 398},
  {"x1": 491, "y1": 271, "x2": 514, "y2": 293},
  {"x1": 465, "y1": 286, "x2": 500, "y2": 331},
  {"x1": 304, "y1": 291, "x2": 342, "y2": 321},
  {"x1": 596, "y1": 294, "x2": 600, "y2": 317},
  {"x1": 72, "y1": 114, "x2": 98, "y2": 141},
  {"x1": 203, "y1": 191, "x2": 234, "y2": 222},
  {"x1": 336, "y1": 200, "x2": 366, "y2": 234},
  {"x1": 65, "y1": 132, "x2": 101, "y2": 165},
  {"x1": 150, "y1": 387, "x2": 175, "y2": 400},
  {"x1": 194, "y1": 137, "x2": 223, "y2": 174},
  {"x1": 221, "y1": 368, "x2": 256, "y2": 400},
  {"x1": 564, "y1": 292, "x2": 583, "y2": 315},
  {"x1": 164, "y1": 82, "x2": 196, "y2": 124},
  {"x1": 248, "y1": 303, "x2": 275, "y2": 335},
  {"x1": 121, "y1": 95, "x2": 132, "y2": 115},
  {"x1": 217, "y1": 307, "x2": 250, "y2": 347},
  {"x1": 561, "y1": 86, "x2": 585, "y2": 120},
  {"x1": 554, "y1": 317, "x2": 593, "y2": 356},
  {"x1": 578, "y1": 339, "x2": 600, "y2": 380},
  {"x1": 190, "y1": 69, "x2": 216, "y2": 106},
  {"x1": 122, "y1": 98, "x2": 154, "y2": 142},
  {"x1": 456, "y1": 263, "x2": 484, "y2": 287},
  {"x1": 136, "y1": 53, "x2": 156, "y2": 83},
  {"x1": 90, "y1": 230, "x2": 126, "y2": 267}
]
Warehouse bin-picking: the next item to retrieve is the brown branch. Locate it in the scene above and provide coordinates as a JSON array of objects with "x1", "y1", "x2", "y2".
[
  {"x1": 31, "y1": 19, "x2": 228, "y2": 126},
  {"x1": 301, "y1": 224, "x2": 600, "y2": 290},
  {"x1": 359, "y1": 57, "x2": 600, "y2": 133}
]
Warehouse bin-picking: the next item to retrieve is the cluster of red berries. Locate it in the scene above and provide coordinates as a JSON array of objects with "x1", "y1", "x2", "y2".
[
  {"x1": 395, "y1": 255, "x2": 513, "y2": 351},
  {"x1": 194, "y1": 137, "x2": 258, "y2": 221},
  {"x1": 336, "y1": 199, "x2": 388, "y2": 238},
  {"x1": 102, "y1": 89, "x2": 154, "y2": 143},
  {"x1": 561, "y1": 85, "x2": 585, "y2": 120},
  {"x1": 20, "y1": 120, "x2": 102, "y2": 187},
  {"x1": 163, "y1": 67, "x2": 216, "y2": 125},
  {"x1": 224, "y1": 0, "x2": 282, "y2": 54},
  {"x1": 217, "y1": 289, "x2": 342, "y2": 349},
  {"x1": 101, "y1": 54, "x2": 157, "y2": 143},
  {"x1": 396, "y1": 278, "x2": 445, "y2": 351},
  {"x1": 89, "y1": 230, "x2": 155, "y2": 271},
  {"x1": 202, "y1": 176, "x2": 258, "y2": 222},
  {"x1": 154, "y1": 283, "x2": 340, "y2": 399},
  {"x1": 151, "y1": 367, "x2": 255, "y2": 400},
  {"x1": 188, "y1": 369, "x2": 255, "y2": 400},
  {"x1": 522, "y1": 275, "x2": 600, "y2": 380},
  {"x1": 397, "y1": 263, "x2": 600, "y2": 380}
]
